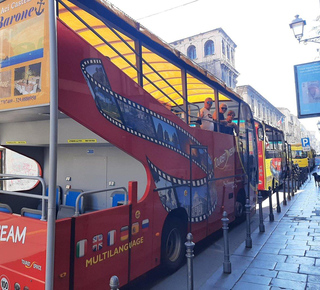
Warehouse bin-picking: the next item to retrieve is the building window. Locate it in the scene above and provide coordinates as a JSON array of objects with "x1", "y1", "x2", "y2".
[
  {"x1": 187, "y1": 45, "x2": 197, "y2": 59},
  {"x1": 229, "y1": 72, "x2": 232, "y2": 87},
  {"x1": 204, "y1": 40, "x2": 214, "y2": 56},
  {"x1": 227, "y1": 45, "x2": 230, "y2": 60},
  {"x1": 222, "y1": 41, "x2": 225, "y2": 55},
  {"x1": 222, "y1": 69, "x2": 225, "y2": 82}
]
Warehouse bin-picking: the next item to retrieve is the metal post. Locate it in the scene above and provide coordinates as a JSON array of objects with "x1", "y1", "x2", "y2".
[
  {"x1": 287, "y1": 173, "x2": 291, "y2": 201},
  {"x1": 185, "y1": 233, "x2": 195, "y2": 290},
  {"x1": 293, "y1": 169, "x2": 296, "y2": 193},
  {"x1": 110, "y1": 276, "x2": 119, "y2": 290},
  {"x1": 268, "y1": 186, "x2": 274, "y2": 222},
  {"x1": 222, "y1": 211, "x2": 231, "y2": 273},
  {"x1": 258, "y1": 192, "x2": 265, "y2": 232},
  {"x1": 45, "y1": 0, "x2": 59, "y2": 289},
  {"x1": 275, "y1": 183, "x2": 281, "y2": 213},
  {"x1": 245, "y1": 199, "x2": 252, "y2": 248},
  {"x1": 283, "y1": 176, "x2": 287, "y2": 206}
]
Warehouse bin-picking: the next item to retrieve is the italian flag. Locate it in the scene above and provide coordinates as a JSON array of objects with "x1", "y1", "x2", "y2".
[{"x1": 76, "y1": 239, "x2": 87, "y2": 258}]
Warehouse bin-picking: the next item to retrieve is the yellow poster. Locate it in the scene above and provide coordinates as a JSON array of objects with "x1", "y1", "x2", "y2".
[{"x1": 0, "y1": 0, "x2": 50, "y2": 110}]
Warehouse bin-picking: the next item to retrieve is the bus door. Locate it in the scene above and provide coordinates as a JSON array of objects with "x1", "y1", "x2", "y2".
[
  {"x1": 277, "y1": 131, "x2": 287, "y2": 182},
  {"x1": 189, "y1": 145, "x2": 210, "y2": 241},
  {"x1": 238, "y1": 103, "x2": 258, "y2": 203},
  {"x1": 255, "y1": 121, "x2": 266, "y2": 191},
  {"x1": 72, "y1": 205, "x2": 131, "y2": 289}
]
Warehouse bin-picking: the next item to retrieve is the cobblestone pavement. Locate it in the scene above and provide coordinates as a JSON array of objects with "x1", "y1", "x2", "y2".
[{"x1": 201, "y1": 177, "x2": 320, "y2": 290}]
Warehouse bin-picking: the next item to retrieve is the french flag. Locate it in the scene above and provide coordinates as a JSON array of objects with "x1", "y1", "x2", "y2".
[{"x1": 108, "y1": 230, "x2": 116, "y2": 246}]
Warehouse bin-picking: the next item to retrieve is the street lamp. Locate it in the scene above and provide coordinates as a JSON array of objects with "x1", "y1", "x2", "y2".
[{"x1": 289, "y1": 15, "x2": 320, "y2": 44}]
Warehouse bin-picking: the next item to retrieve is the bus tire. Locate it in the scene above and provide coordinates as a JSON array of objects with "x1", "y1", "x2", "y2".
[
  {"x1": 161, "y1": 217, "x2": 186, "y2": 273},
  {"x1": 235, "y1": 190, "x2": 246, "y2": 220}
]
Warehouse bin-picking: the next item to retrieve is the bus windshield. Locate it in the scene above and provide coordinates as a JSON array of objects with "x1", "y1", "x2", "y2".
[{"x1": 292, "y1": 150, "x2": 308, "y2": 159}]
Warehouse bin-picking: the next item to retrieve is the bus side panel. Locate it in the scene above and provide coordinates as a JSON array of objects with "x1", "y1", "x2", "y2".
[
  {"x1": 0, "y1": 213, "x2": 46, "y2": 289},
  {"x1": 54, "y1": 219, "x2": 72, "y2": 290},
  {"x1": 72, "y1": 206, "x2": 130, "y2": 289},
  {"x1": 129, "y1": 189, "x2": 158, "y2": 280}
]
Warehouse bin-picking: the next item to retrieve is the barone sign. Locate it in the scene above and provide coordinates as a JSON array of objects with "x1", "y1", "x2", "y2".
[{"x1": 0, "y1": 225, "x2": 27, "y2": 244}]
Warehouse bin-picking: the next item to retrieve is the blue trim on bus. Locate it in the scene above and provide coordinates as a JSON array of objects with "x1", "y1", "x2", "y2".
[{"x1": 0, "y1": 48, "x2": 43, "y2": 68}]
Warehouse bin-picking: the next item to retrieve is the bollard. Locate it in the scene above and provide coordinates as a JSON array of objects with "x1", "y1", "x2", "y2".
[
  {"x1": 221, "y1": 211, "x2": 231, "y2": 273},
  {"x1": 293, "y1": 172, "x2": 296, "y2": 195},
  {"x1": 110, "y1": 276, "x2": 119, "y2": 290},
  {"x1": 268, "y1": 186, "x2": 274, "y2": 222},
  {"x1": 258, "y1": 191, "x2": 265, "y2": 232},
  {"x1": 293, "y1": 170, "x2": 296, "y2": 194},
  {"x1": 185, "y1": 233, "x2": 195, "y2": 290},
  {"x1": 287, "y1": 173, "x2": 291, "y2": 201},
  {"x1": 275, "y1": 183, "x2": 281, "y2": 213},
  {"x1": 283, "y1": 177, "x2": 287, "y2": 206},
  {"x1": 245, "y1": 198, "x2": 252, "y2": 248}
]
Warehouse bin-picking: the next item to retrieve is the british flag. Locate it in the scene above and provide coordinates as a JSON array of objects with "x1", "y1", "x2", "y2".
[{"x1": 92, "y1": 234, "x2": 103, "y2": 251}]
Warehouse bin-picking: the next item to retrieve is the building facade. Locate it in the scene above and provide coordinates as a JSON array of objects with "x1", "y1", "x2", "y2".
[
  {"x1": 236, "y1": 85, "x2": 284, "y2": 129},
  {"x1": 170, "y1": 28, "x2": 239, "y2": 89}
]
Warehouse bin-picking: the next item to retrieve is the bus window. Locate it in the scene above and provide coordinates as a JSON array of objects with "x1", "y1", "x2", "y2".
[{"x1": 4, "y1": 149, "x2": 41, "y2": 191}]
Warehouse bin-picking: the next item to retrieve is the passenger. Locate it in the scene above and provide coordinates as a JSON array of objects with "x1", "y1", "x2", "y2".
[
  {"x1": 212, "y1": 102, "x2": 228, "y2": 131},
  {"x1": 225, "y1": 110, "x2": 239, "y2": 135},
  {"x1": 198, "y1": 97, "x2": 214, "y2": 131}
]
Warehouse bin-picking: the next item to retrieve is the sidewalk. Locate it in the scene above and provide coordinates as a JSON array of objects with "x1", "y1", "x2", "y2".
[{"x1": 200, "y1": 177, "x2": 320, "y2": 290}]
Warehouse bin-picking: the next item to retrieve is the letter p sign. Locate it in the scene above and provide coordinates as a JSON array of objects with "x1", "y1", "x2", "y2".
[{"x1": 301, "y1": 138, "x2": 310, "y2": 151}]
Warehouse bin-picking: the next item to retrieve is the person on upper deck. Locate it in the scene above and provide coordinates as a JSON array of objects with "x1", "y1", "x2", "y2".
[
  {"x1": 212, "y1": 102, "x2": 228, "y2": 131},
  {"x1": 225, "y1": 110, "x2": 239, "y2": 135},
  {"x1": 198, "y1": 97, "x2": 214, "y2": 131}
]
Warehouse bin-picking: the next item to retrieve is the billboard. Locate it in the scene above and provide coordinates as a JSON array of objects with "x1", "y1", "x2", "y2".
[
  {"x1": 0, "y1": 0, "x2": 50, "y2": 111},
  {"x1": 294, "y1": 60, "x2": 320, "y2": 119}
]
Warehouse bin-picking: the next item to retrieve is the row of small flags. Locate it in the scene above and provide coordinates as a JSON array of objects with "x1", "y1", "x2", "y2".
[{"x1": 76, "y1": 218, "x2": 149, "y2": 258}]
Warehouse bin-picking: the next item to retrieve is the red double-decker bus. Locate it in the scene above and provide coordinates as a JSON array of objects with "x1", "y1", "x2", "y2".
[{"x1": 0, "y1": 0, "x2": 258, "y2": 289}]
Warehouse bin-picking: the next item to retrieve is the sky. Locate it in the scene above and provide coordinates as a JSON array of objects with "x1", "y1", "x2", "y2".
[{"x1": 108, "y1": 0, "x2": 320, "y2": 137}]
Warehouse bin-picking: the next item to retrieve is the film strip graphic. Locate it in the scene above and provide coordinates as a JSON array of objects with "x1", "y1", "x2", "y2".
[
  {"x1": 147, "y1": 158, "x2": 217, "y2": 223},
  {"x1": 81, "y1": 58, "x2": 214, "y2": 176}
]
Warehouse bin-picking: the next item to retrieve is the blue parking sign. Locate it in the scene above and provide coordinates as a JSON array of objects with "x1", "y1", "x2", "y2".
[{"x1": 301, "y1": 138, "x2": 310, "y2": 151}]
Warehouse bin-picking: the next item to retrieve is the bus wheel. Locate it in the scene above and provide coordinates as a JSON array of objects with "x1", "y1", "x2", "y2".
[
  {"x1": 161, "y1": 217, "x2": 186, "y2": 273},
  {"x1": 235, "y1": 191, "x2": 246, "y2": 220}
]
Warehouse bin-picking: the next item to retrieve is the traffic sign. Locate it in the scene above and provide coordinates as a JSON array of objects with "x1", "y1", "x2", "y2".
[{"x1": 301, "y1": 137, "x2": 310, "y2": 151}]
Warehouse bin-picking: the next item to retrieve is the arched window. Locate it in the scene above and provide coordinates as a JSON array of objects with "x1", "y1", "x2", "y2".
[
  {"x1": 204, "y1": 40, "x2": 214, "y2": 56},
  {"x1": 187, "y1": 45, "x2": 197, "y2": 59}
]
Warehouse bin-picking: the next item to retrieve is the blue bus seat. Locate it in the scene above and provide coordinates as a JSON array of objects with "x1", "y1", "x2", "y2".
[
  {"x1": 38, "y1": 186, "x2": 62, "y2": 212},
  {"x1": 21, "y1": 208, "x2": 42, "y2": 220},
  {"x1": 63, "y1": 189, "x2": 84, "y2": 213},
  {"x1": 111, "y1": 192, "x2": 125, "y2": 207},
  {"x1": 0, "y1": 203, "x2": 12, "y2": 214}
]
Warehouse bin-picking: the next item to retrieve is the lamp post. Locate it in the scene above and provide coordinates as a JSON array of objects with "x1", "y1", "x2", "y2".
[{"x1": 289, "y1": 15, "x2": 320, "y2": 44}]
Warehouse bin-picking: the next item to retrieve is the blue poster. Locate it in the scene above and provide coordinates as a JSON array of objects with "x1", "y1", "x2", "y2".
[{"x1": 294, "y1": 61, "x2": 320, "y2": 118}]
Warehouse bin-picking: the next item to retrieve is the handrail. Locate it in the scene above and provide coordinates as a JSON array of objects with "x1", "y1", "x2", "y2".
[
  {"x1": 0, "y1": 173, "x2": 47, "y2": 220},
  {"x1": 74, "y1": 187, "x2": 128, "y2": 217}
]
